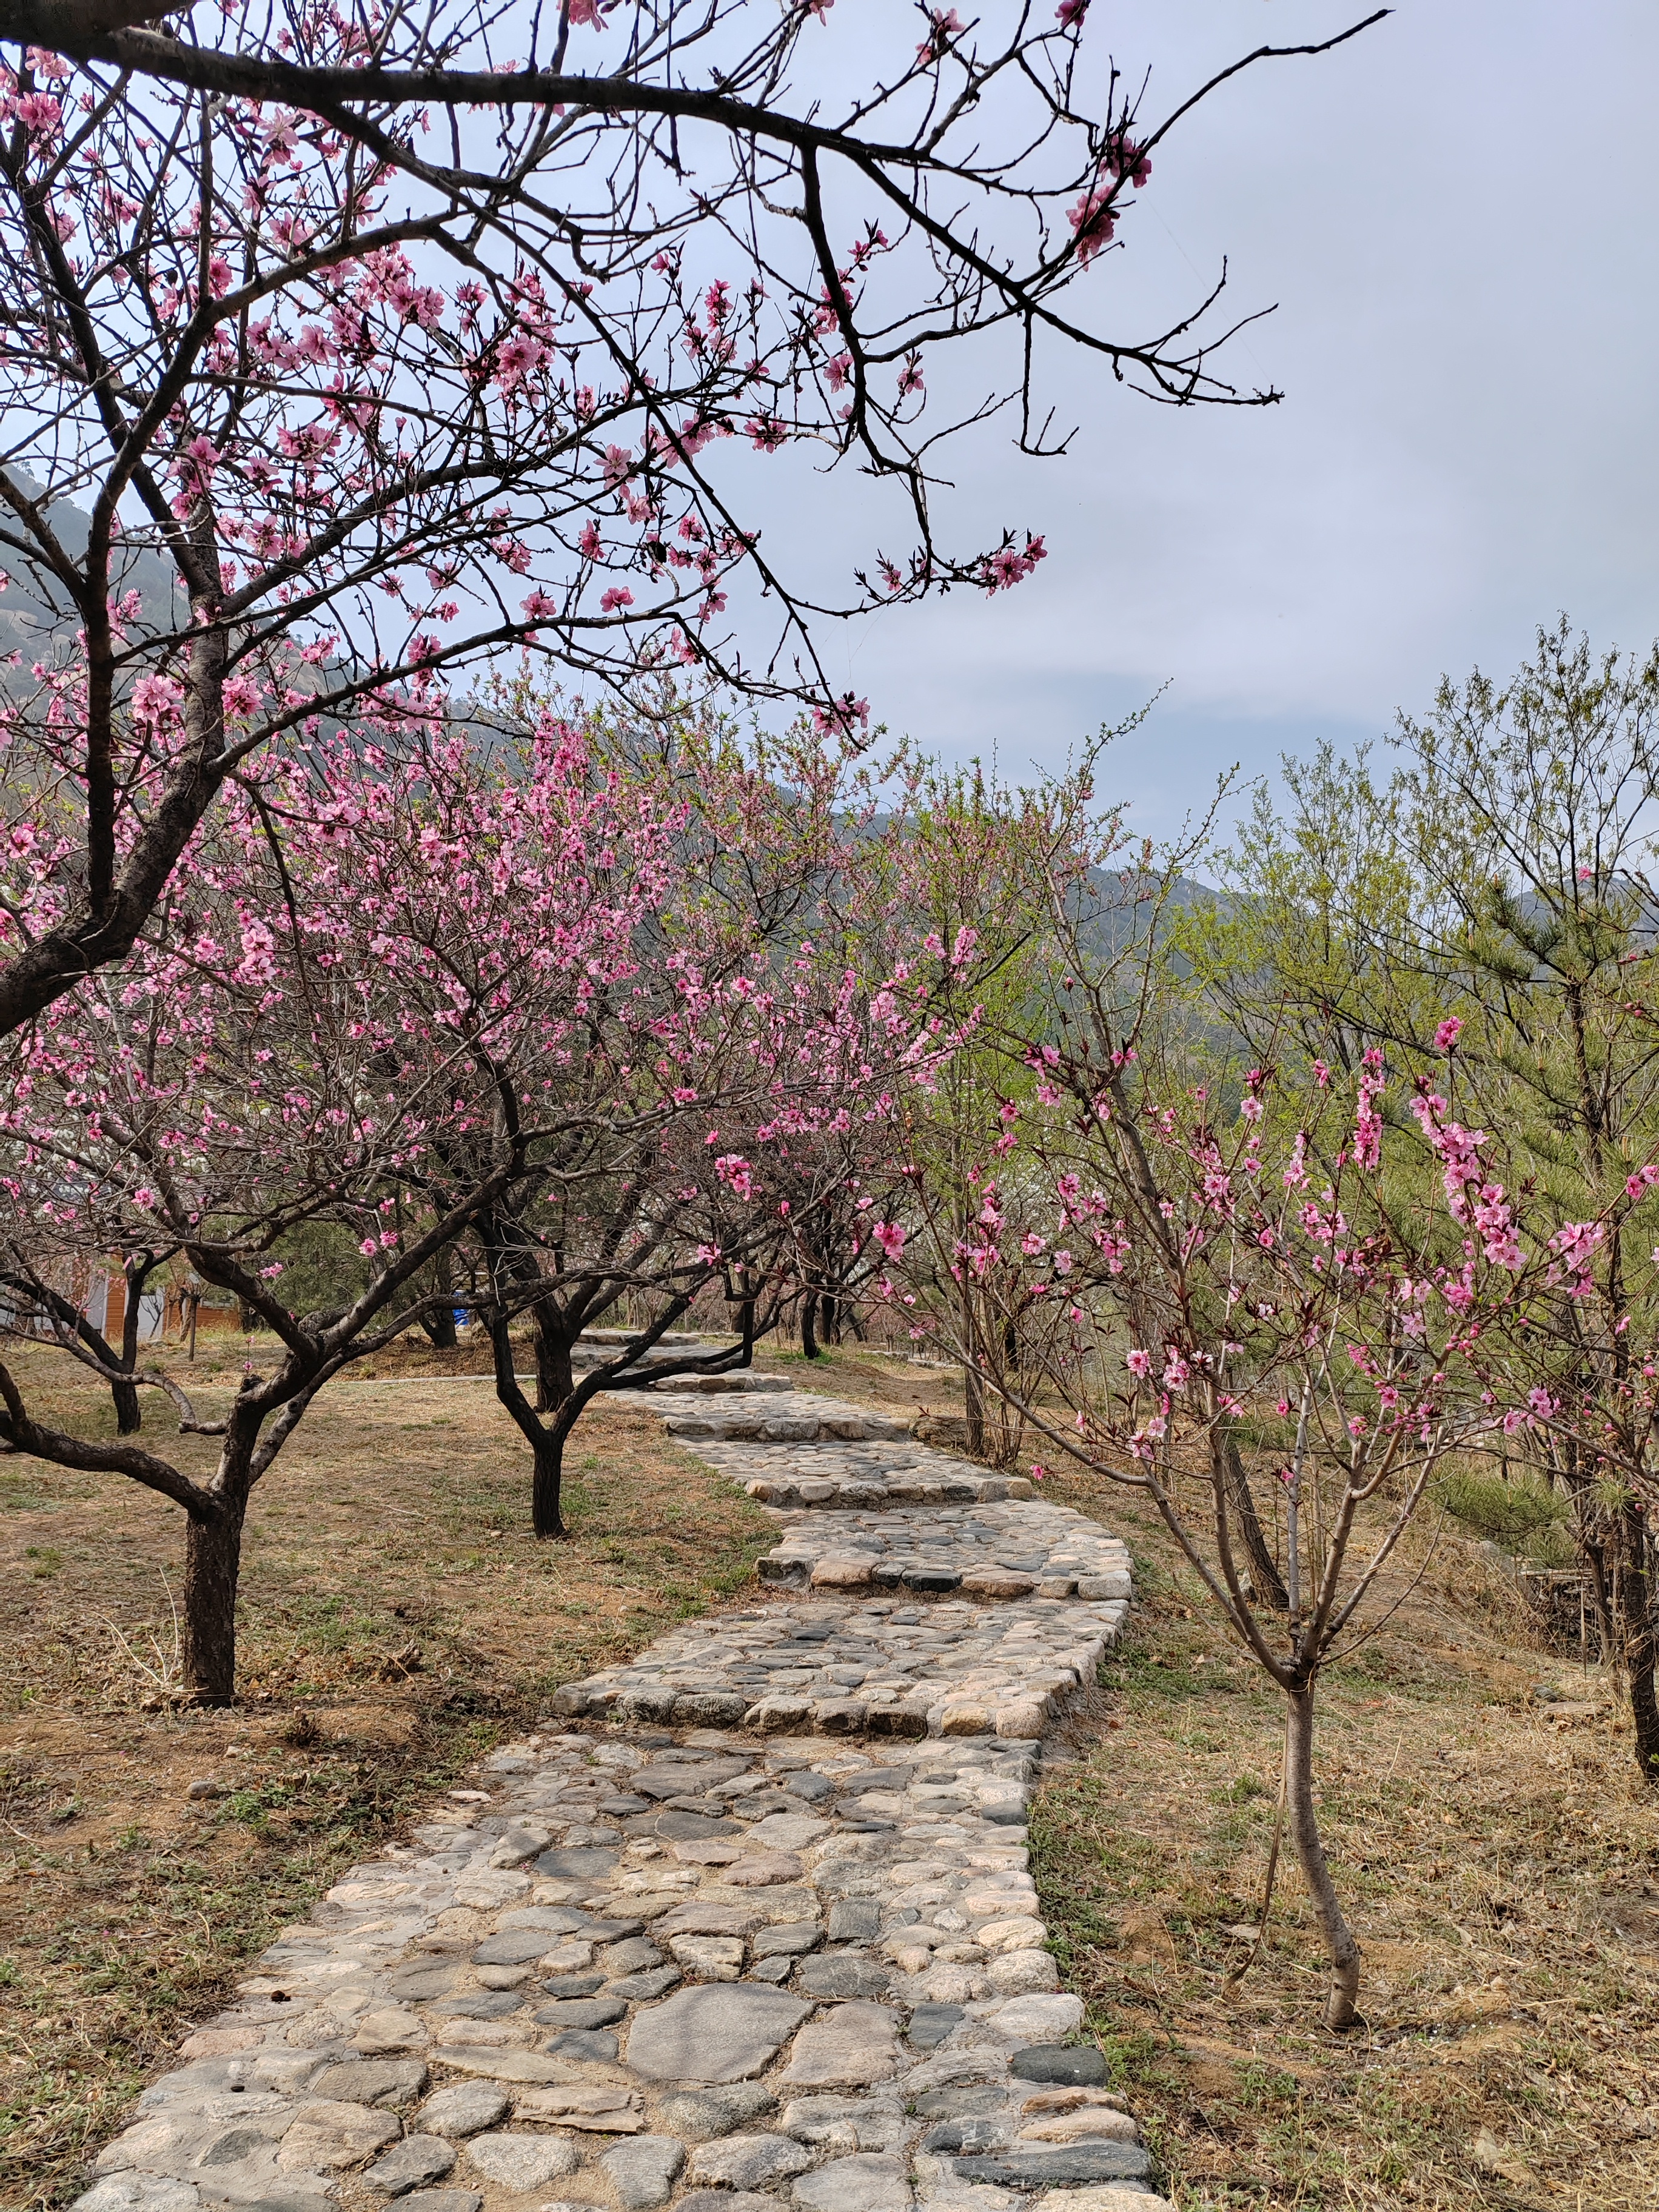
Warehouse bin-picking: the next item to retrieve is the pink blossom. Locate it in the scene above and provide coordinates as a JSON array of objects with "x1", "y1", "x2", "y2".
[
  {"x1": 1433, "y1": 1015, "x2": 1463, "y2": 1052},
  {"x1": 1125, "y1": 1348, "x2": 1151, "y2": 1378},
  {"x1": 873, "y1": 1219, "x2": 906, "y2": 1258},
  {"x1": 714, "y1": 1152, "x2": 756, "y2": 1199},
  {"x1": 916, "y1": 7, "x2": 965, "y2": 61},
  {"x1": 1068, "y1": 187, "x2": 1116, "y2": 266}
]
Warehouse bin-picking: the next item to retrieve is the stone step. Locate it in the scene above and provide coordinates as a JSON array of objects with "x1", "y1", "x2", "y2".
[
  {"x1": 551, "y1": 1592, "x2": 1127, "y2": 1741},
  {"x1": 651, "y1": 1390, "x2": 914, "y2": 1445},
  {"x1": 757, "y1": 1501, "x2": 1131, "y2": 1604}
]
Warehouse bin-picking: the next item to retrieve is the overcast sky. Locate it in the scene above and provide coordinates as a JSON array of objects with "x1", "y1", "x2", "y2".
[{"x1": 782, "y1": 0, "x2": 1659, "y2": 844}]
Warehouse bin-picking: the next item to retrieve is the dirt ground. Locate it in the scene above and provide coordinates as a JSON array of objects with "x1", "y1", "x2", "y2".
[{"x1": 4, "y1": 1333, "x2": 1654, "y2": 2211}]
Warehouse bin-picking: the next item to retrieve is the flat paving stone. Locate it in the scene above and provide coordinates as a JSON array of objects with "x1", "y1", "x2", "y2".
[
  {"x1": 688, "y1": 2131, "x2": 816, "y2": 2187},
  {"x1": 602, "y1": 2133, "x2": 688, "y2": 2208},
  {"x1": 1008, "y1": 2045, "x2": 1108, "y2": 2086},
  {"x1": 952, "y1": 2144, "x2": 1153, "y2": 2189},
  {"x1": 464, "y1": 2131, "x2": 581, "y2": 2188},
  {"x1": 625, "y1": 1983, "x2": 814, "y2": 2082},
  {"x1": 362, "y1": 2135, "x2": 457, "y2": 2194},
  {"x1": 794, "y1": 2152, "x2": 915, "y2": 2212},
  {"x1": 416, "y1": 2083, "x2": 508, "y2": 2136},
  {"x1": 781, "y1": 2003, "x2": 902, "y2": 2088}
]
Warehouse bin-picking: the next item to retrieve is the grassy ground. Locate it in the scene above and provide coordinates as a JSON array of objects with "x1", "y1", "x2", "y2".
[
  {"x1": 0, "y1": 1334, "x2": 777, "y2": 2210},
  {"x1": 1027, "y1": 1469, "x2": 1659, "y2": 2212}
]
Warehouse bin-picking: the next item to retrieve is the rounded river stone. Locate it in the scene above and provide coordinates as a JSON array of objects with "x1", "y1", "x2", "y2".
[{"x1": 1008, "y1": 2045, "x2": 1108, "y2": 2087}]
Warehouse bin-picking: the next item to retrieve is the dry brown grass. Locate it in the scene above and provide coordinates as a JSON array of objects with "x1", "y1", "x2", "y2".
[
  {"x1": 0, "y1": 1334, "x2": 776, "y2": 2208},
  {"x1": 1026, "y1": 1467, "x2": 1659, "y2": 2211}
]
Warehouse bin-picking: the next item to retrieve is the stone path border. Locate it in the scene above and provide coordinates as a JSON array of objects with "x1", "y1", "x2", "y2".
[{"x1": 71, "y1": 1391, "x2": 1170, "y2": 2212}]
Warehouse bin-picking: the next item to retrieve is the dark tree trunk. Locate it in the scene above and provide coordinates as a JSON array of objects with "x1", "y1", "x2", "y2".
[
  {"x1": 531, "y1": 1421, "x2": 569, "y2": 1539},
  {"x1": 181, "y1": 1501, "x2": 246, "y2": 1706},
  {"x1": 487, "y1": 1295, "x2": 574, "y2": 1540},
  {"x1": 422, "y1": 1246, "x2": 458, "y2": 1349},
  {"x1": 800, "y1": 1292, "x2": 820, "y2": 1360},
  {"x1": 534, "y1": 1299, "x2": 575, "y2": 1412},
  {"x1": 114, "y1": 1255, "x2": 153, "y2": 1433},
  {"x1": 1621, "y1": 1503, "x2": 1659, "y2": 1785},
  {"x1": 1225, "y1": 1435, "x2": 1290, "y2": 1609},
  {"x1": 1284, "y1": 1684, "x2": 1361, "y2": 2028}
]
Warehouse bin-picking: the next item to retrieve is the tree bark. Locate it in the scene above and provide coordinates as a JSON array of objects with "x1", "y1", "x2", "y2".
[
  {"x1": 181, "y1": 1501, "x2": 246, "y2": 1705},
  {"x1": 800, "y1": 1291, "x2": 820, "y2": 1360},
  {"x1": 1283, "y1": 1684, "x2": 1361, "y2": 2029},
  {"x1": 962, "y1": 1353, "x2": 987, "y2": 1460},
  {"x1": 113, "y1": 1254, "x2": 155, "y2": 1434},
  {"x1": 1620, "y1": 1503, "x2": 1659, "y2": 1785},
  {"x1": 530, "y1": 1421, "x2": 569, "y2": 1540},
  {"x1": 533, "y1": 1299, "x2": 575, "y2": 1413},
  {"x1": 1225, "y1": 1436, "x2": 1290, "y2": 1609},
  {"x1": 486, "y1": 1298, "x2": 571, "y2": 1538}
]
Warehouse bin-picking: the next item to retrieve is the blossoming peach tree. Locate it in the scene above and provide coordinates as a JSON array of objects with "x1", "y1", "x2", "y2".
[
  {"x1": 0, "y1": 1, "x2": 1381, "y2": 1036},
  {"x1": 431, "y1": 715, "x2": 969, "y2": 1537},
  {"x1": 0, "y1": 712, "x2": 960, "y2": 1691},
  {"x1": 891, "y1": 922, "x2": 1550, "y2": 2023}
]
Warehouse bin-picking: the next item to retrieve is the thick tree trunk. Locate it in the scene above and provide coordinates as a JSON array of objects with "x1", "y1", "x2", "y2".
[
  {"x1": 800, "y1": 1292, "x2": 820, "y2": 1360},
  {"x1": 1284, "y1": 1685, "x2": 1361, "y2": 2029},
  {"x1": 181, "y1": 1502, "x2": 246, "y2": 1706},
  {"x1": 112, "y1": 1375, "x2": 142, "y2": 1434},
  {"x1": 533, "y1": 1302, "x2": 575, "y2": 1413},
  {"x1": 487, "y1": 1297, "x2": 572, "y2": 1540},
  {"x1": 1225, "y1": 1436, "x2": 1290, "y2": 1609},
  {"x1": 531, "y1": 1422, "x2": 569, "y2": 1540}
]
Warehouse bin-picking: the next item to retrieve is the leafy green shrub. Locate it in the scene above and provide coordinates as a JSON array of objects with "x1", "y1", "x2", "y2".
[{"x1": 1434, "y1": 1466, "x2": 1572, "y2": 1561}]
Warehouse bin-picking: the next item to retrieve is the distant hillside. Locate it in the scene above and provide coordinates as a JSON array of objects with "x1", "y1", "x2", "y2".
[{"x1": 0, "y1": 489, "x2": 186, "y2": 669}]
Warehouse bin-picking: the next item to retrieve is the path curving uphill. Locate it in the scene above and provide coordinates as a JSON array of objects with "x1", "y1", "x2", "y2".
[{"x1": 73, "y1": 1386, "x2": 1169, "y2": 2212}]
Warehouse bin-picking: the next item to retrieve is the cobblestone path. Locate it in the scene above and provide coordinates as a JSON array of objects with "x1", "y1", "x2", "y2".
[{"x1": 75, "y1": 1386, "x2": 1167, "y2": 2212}]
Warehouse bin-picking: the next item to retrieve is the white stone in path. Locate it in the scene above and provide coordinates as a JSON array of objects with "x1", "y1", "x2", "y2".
[{"x1": 464, "y1": 2128, "x2": 580, "y2": 2187}]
